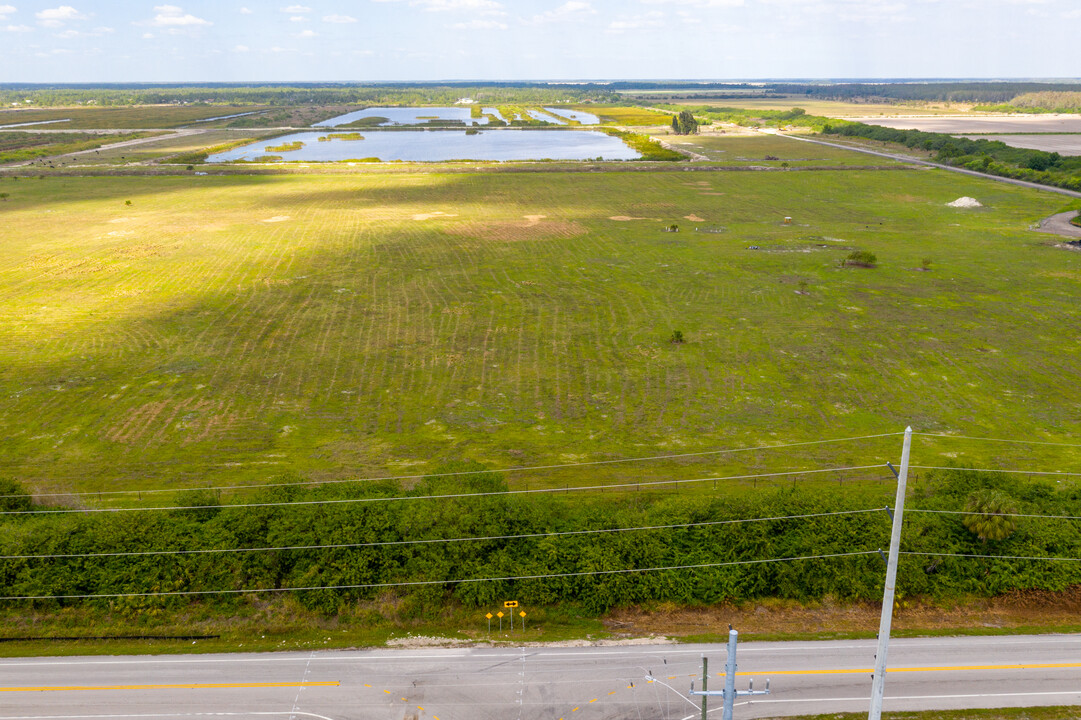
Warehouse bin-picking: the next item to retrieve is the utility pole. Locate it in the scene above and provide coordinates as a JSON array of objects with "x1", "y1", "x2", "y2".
[
  {"x1": 689, "y1": 628, "x2": 769, "y2": 720},
  {"x1": 868, "y1": 426, "x2": 912, "y2": 720},
  {"x1": 700, "y1": 655, "x2": 708, "y2": 720}
]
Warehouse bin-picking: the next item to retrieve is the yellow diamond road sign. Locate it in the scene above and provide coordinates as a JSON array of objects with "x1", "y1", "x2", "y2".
[
  {"x1": 519, "y1": 611, "x2": 526, "y2": 617},
  {"x1": 497, "y1": 611, "x2": 504, "y2": 618},
  {"x1": 486, "y1": 613, "x2": 493, "y2": 619}
]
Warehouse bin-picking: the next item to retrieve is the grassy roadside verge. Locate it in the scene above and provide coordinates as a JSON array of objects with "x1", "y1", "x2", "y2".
[{"x1": 5, "y1": 590, "x2": 1081, "y2": 658}]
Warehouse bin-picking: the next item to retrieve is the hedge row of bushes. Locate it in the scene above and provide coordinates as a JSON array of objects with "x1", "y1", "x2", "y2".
[{"x1": 2, "y1": 468, "x2": 1080, "y2": 616}]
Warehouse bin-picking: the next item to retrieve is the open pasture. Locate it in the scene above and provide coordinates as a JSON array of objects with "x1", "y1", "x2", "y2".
[
  {"x1": 0, "y1": 166, "x2": 1078, "y2": 498},
  {"x1": 665, "y1": 97, "x2": 972, "y2": 117},
  {"x1": 663, "y1": 133, "x2": 905, "y2": 166}
]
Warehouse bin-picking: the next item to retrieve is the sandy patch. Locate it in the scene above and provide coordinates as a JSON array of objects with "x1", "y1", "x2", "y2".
[
  {"x1": 684, "y1": 214, "x2": 706, "y2": 222},
  {"x1": 108, "y1": 217, "x2": 132, "y2": 224},
  {"x1": 699, "y1": 192, "x2": 727, "y2": 196},
  {"x1": 413, "y1": 211, "x2": 458, "y2": 221},
  {"x1": 947, "y1": 197, "x2": 982, "y2": 208},
  {"x1": 522, "y1": 214, "x2": 547, "y2": 226},
  {"x1": 387, "y1": 635, "x2": 471, "y2": 648},
  {"x1": 609, "y1": 215, "x2": 654, "y2": 221},
  {"x1": 261, "y1": 216, "x2": 291, "y2": 223},
  {"x1": 446, "y1": 219, "x2": 585, "y2": 242}
]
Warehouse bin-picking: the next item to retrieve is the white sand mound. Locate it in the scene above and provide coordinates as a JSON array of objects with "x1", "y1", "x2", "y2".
[
  {"x1": 261, "y1": 216, "x2": 291, "y2": 223},
  {"x1": 947, "y1": 197, "x2": 982, "y2": 208}
]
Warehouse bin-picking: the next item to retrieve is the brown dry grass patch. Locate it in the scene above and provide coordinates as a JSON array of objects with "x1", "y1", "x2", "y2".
[
  {"x1": 444, "y1": 218, "x2": 585, "y2": 242},
  {"x1": 605, "y1": 587, "x2": 1081, "y2": 639}
]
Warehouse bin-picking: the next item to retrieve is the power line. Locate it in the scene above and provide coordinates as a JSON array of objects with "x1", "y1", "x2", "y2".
[
  {"x1": 910, "y1": 465, "x2": 1081, "y2": 478},
  {"x1": 0, "y1": 508, "x2": 886, "y2": 561},
  {"x1": 902, "y1": 551, "x2": 1081, "y2": 563},
  {"x1": 0, "y1": 464, "x2": 886, "y2": 516},
  {"x1": 0, "y1": 550, "x2": 880, "y2": 601},
  {"x1": 913, "y1": 433, "x2": 1081, "y2": 449},
  {"x1": 909, "y1": 509, "x2": 1081, "y2": 521},
  {"x1": 2, "y1": 431, "x2": 902, "y2": 500}
]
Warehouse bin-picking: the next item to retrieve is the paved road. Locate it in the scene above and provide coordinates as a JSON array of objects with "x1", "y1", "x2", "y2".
[
  {"x1": 2, "y1": 634, "x2": 1080, "y2": 720},
  {"x1": 1035, "y1": 211, "x2": 1081, "y2": 239}
]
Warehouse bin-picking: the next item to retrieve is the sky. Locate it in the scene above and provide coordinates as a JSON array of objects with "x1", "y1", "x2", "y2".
[{"x1": 0, "y1": 0, "x2": 1079, "y2": 83}]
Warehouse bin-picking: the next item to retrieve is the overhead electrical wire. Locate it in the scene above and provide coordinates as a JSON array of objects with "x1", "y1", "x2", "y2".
[
  {"x1": 908, "y1": 508, "x2": 1081, "y2": 521},
  {"x1": 0, "y1": 550, "x2": 881, "y2": 601},
  {"x1": 909, "y1": 465, "x2": 1081, "y2": 478},
  {"x1": 0, "y1": 508, "x2": 886, "y2": 561},
  {"x1": 0, "y1": 431, "x2": 903, "y2": 500},
  {"x1": 913, "y1": 433, "x2": 1081, "y2": 448},
  {"x1": 0, "y1": 464, "x2": 887, "y2": 516},
  {"x1": 902, "y1": 551, "x2": 1081, "y2": 563}
]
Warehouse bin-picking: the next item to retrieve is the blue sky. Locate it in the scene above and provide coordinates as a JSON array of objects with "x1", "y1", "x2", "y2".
[{"x1": 1, "y1": 1, "x2": 1079, "y2": 83}]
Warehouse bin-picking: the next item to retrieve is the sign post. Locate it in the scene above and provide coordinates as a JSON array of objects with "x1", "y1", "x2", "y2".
[
  {"x1": 519, "y1": 610, "x2": 526, "y2": 631},
  {"x1": 504, "y1": 601, "x2": 518, "y2": 631},
  {"x1": 496, "y1": 611, "x2": 504, "y2": 632},
  {"x1": 486, "y1": 612, "x2": 492, "y2": 634}
]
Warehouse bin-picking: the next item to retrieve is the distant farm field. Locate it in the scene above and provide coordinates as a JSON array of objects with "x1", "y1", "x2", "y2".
[
  {"x1": 0, "y1": 106, "x2": 270, "y2": 129},
  {"x1": 0, "y1": 163, "x2": 1078, "y2": 496},
  {"x1": 663, "y1": 133, "x2": 905, "y2": 166}
]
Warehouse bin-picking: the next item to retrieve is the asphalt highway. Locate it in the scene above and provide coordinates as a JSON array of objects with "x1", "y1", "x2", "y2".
[{"x1": 2, "y1": 634, "x2": 1081, "y2": 720}]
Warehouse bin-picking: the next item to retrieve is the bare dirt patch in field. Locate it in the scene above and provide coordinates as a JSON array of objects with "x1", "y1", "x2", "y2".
[
  {"x1": 445, "y1": 218, "x2": 585, "y2": 242},
  {"x1": 606, "y1": 587, "x2": 1081, "y2": 638},
  {"x1": 261, "y1": 216, "x2": 291, "y2": 223},
  {"x1": 850, "y1": 114, "x2": 1081, "y2": 134},
  {"x1": 412, "y1": 211, "x2": 458, "y2": 221},
  {"x1": 609, "y1": 215, "x2": 655, "y2": 221},
  {"x1": 684, "y1": 214, "x2": 706, "y2": 222},
  {"x1": 957, "y1": 133, "x2": 1081, "y2": 156}
]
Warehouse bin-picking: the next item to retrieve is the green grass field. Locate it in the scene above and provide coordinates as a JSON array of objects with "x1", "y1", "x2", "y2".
[
  {"x1": 1, "y1": 152, "x2": 1079, "y2": 499},
  {"x1": 663, "y1": 133, "x2": 906, "y2": 167}
]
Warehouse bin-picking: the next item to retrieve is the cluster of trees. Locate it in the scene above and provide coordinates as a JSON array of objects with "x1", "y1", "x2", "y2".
[
  {"x1": 976, "y1": 91, "x2": 1081, "y2": 114},
  {"x1": 0, "y1": 84, "x2": 617, "y2": 108},
  {"x1": 2, "y1": 468, "x2": 1080, "y2": 617},
  {"x1": 822, "y1": 121, "x2": 1081, "y2": 192},
  {"x1": 670, "y1": 111, "x2": 699, "y2": 135}
]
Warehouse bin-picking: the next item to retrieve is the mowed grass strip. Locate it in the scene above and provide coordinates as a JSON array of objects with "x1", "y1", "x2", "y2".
[{"x1": 0, "y1": 167, "x2": 1078, "y2": 496}]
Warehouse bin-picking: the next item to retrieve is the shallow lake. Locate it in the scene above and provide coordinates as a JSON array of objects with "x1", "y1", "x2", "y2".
[
  {"x1": 315, "y1": 106, "x2": 488, "y2": 127},
  {"x1": 544, "y1": 107, "x2": 601, "y2": 125},
  {"x1": 206, "y1": 129, "x2": 641, "y2": 162}
]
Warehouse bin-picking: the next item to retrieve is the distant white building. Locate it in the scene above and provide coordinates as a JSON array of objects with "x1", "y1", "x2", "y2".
[{"x1": 454, "y1": 98, "x2": 475, "y2": 105}]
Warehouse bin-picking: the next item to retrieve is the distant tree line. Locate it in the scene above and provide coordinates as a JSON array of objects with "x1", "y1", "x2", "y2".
[{"x1": 2, "y1": 468, "x2": 1080, "y2": 618}]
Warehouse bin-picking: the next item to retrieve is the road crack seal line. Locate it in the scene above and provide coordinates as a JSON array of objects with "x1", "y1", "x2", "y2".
[{"x1": 288, "y1": 651, "x2": 315, "y2": 720}]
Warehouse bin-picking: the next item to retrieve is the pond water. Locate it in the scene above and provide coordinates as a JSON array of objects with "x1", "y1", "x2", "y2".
[
  {"x1": 206, "y1": 129, "x2": 641, "y2": 162},
  {"x1": 544, "y1": 107, "x2": 601, "y2": 125},
  {"x1": 315, "y1": 106, "x2": 488, "y2": 127},
  {"x1": 525, "y1": 109, "x2": 567, "y2": 125}
]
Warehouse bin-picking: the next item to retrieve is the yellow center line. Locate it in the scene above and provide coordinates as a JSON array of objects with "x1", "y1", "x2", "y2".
[
  {"x1": 719, "y1": 662, "x2": 1081, "y2": 677},
  {"x1": 0, "y1": 681, "x2": 340, "y2": 693}
]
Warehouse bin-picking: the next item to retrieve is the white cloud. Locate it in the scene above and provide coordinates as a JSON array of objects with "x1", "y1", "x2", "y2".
[
  {"x1": 281, "y1": 4, "x2": 311, "y2": 11},
  {"x1": 233, "y1": 43, "x2": 249, "y2": 51},
  {"x1": 146, "y1": 5, "x2": 211, "y2": 27},
  {"x1": 296, "y1": 28, "x2": 316, "y2": 36},
  {"x1": 451, "y1": 18, "x2": 508, "y2": 28},
  {"x1": 607, "y1": 10, "x2": 664, "y2": 32},
  {"x1": 640, "y1": 0, "x2": 743, "y2": 6},
  {"x1": 36, "y1": 6, "x2": 86, "y2": 27},
  {"x1": 0, "y1": 4, "x2": 15, "y2": 21},
  {"x1": 4, "y1": 23, "x2": 31, "y2": 31},
  {"x1": 418, "y1": 0, "x2": 504, "y2": 12},
  {"x1": 239, "y1": 6, "x2": 253, "y2": 13},
  {"x1": 142, "y1": 31, "x2": 154, "y2": 37},
  {"x1": 530, "y1": 1, "x2": 596, "y2": 22},
  {"x1": 322, "y1": 13, "x2": 357, "y2": 22}
]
